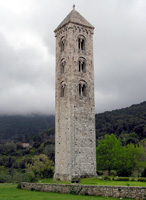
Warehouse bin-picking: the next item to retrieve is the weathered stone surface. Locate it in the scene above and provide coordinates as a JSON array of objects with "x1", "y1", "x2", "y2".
[
  {"x1": 54, "y1": 7, "x2": 96, "y2": 181},
  {"x1": 54, "y1": 7, "x2": 94, "y2": 32},
  {"x1": 20, "y1": 182, "x2": 146, "y2": 199}
]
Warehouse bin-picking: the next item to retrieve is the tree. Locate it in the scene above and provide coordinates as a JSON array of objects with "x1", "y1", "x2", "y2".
[
  {"x1": 96, "y1": 134, "x2": 122, "y2": 176},
  {"x1": 119, "y1": 132, "x2": 139, "y2": 145},
  {"x1": 96, "y1": 134, "x2": 145, "y2": 176},
  {"x1": 26, "y1": 154, "x2": 54, "y2": 179},
  {"x1": 117, "y1": 144, "x2": 145, "y2": 176}
]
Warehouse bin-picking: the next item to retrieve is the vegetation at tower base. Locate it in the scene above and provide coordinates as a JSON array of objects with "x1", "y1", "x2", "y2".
[
  {"x1": 96, "y1": 134, "x2": 145, "y2": 177},
  {"x1": 26, "y1": 154, "x2": 54, "y2": 179},
  {"x1": 0, "y1": 154, "x2": 54, "y2": 183},
  {"x1": 0, "y1": 125, "x2": 55, "y2": 183}
]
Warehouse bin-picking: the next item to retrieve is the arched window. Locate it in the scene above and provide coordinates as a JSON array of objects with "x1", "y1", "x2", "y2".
[
  {"x1": 79, "y1": 81, "x2": 87, "y2": 97},
  {"x1": 60, "y1": 59, "x2": 66, "y2": 74},
  {"x1": 78, "y1": 35, "x2": 85, "y2": 50},
  {"x1": 60, "y1": 37, "x2": 65, "y2": 52},
  {"x1": 79, "y1": 58, "x2": 86, "y2": 73},
  {"x1": 60, "y1": 82, "x2": 66, "y2": 97}
]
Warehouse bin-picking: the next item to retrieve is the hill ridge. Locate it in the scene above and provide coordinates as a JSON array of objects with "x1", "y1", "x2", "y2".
[{"x1": 0, "y1": 101, "x2": 145, "y2": 144}]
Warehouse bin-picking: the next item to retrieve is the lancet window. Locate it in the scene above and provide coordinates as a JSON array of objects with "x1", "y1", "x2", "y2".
[
  {"x1": 60, "y1": 37, "x2": 65, "y2": 52},
  {"x1": 79, "y1": 58, "x2": 86, "y2": 73},
  {"x1": 60, "y1": 59, "x2": 66, "y2": 74},
  {"x1": 78, "y1": 35, "x2": 85, "y2": 51},
  {"x1": 60, "y1": 82, "x2": 66, "y2": 97},
  {"x1": 79, "y1": 81, "x2": 87, "y2": 97}
]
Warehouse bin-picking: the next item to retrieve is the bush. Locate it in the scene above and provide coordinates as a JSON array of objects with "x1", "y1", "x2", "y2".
[
  {"x1": 104, "y1": 176, "x2": 111, "y2": 181},
  {"x1": 0, "y1": 168, "x2": 38, "y2": 183},
  {"x1": 117, "y1": 169, "x2": 132, "y2": 177},
  {"x1": 26, "y1": 154, "x2": 54, "y2": 179},
  {"x1": 110, "y1": 170, "x2": 117, "y2": 176},
  {"x1": 114, "y1": 177, "x2": 130, "y2": 181},
  {"x1": 12, "y1": 171, "x2": 37, "y2": 183},
  {"x1": 0, "y1": 173, "x2": 12, "y2": 183},
  {"x1": 0, "y1": 167, "x2": 12, "y2": 183},
  {"x1": 130, "y1": 177, "x2": 137, "y2": 181},
  {"x1": 137, "y1": 178, "x2": 146, "y2": 182},
  {"x1": 17, "y1": 183, "x2": 22, "y2": 189},
  {"x1": 97, "y1": 170, "x2": 103, "y2": 176},
  {"x1": 142, "y1": 168, "x2": 146, "y2": 177}
]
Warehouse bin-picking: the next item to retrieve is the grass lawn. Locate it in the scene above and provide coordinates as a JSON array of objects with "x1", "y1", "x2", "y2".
[
  {"x1": 80, "y1": 177, "x2": 146, "y2": 187},
  {"x1": 39, "y1": 177, "x2": 146, "y2": 187},
  {"x1": 0, "y1": 183, "x2": 134, "y2": 200}
]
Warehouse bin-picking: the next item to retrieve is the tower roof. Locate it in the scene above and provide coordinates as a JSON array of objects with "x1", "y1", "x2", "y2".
[{"x1": 54, "y1": 7, "x2": 94, "y2": 32}]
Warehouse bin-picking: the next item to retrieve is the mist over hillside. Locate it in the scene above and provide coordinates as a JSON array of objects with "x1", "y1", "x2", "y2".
[
  {"x1": 0, "y1": 115, "x2": 55, "y2": 142},
  {"x1": 96, "y1": 101, "x2": 146, "y2": 144},
  {"x1": 0, "y1": 101, "x2": 145, "y2": 144}
]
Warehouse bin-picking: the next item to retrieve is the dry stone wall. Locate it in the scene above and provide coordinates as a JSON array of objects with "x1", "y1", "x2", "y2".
[{"x1": 20, "y1": 182, "x2": 146, "y2": 200}]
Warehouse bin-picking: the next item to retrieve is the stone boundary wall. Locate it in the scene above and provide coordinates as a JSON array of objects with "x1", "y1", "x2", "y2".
[{"x1": 20, "y1": 182, "x2": 146, "y2": 200}]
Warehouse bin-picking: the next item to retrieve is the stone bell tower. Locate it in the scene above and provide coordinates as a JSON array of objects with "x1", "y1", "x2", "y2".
[{"x1": 54, "y1": 6, "x2": 96, "y2": 181}]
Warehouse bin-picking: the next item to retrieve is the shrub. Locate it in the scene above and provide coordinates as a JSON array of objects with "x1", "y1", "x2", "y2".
[
  {"x1": 97, "y1": 170, "x2": 103, "y2": 176},
  {"x1": 26, "y1": 154, "x2": 54, "y2": 179},
  {"x1": 130, "y1": 178, "x2": 137, "y2": 181},
  {"x1": 0, "y1": 167, "x2": 12, "y2": 183},
  {"x1": 114, "y1": 177, "x2": 130, "y2": 181},
  {"x1": 104, "y1": 176, "x2": 111, "y2": 181},
  {"x1": 0, "y1": 173, "x2": 12, "y2": 183},
  {"x1": 117, "y1": 169, "x2": 132, "y2": 177},
  {"x1": 142, "y1": 168, "x2": 146, "y2": 177},
  {"x1": 12, "y1": 171, "x2": 37, "y2": 183},
  {"x1": 110, "y1": 170, "x2": 117, "y2": 176},
  {"x1": 17, "y1": 183, "x2": 22, "y2": 189},
  {"x1": 137, "y1": 178, "x2": 146, "y2": 182},
  {"x1": 13, "y1": 172, "x2": 29, "y2": 183},
  {"x1": 25, "y1": 172, "x2": 38, "y2": 182}
]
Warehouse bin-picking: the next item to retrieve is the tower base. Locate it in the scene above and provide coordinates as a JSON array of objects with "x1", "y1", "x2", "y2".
[
  {"x1": 53, "y1": 173, "x2": 72, "y2": 181},
  {"x1": 53, "y1": 173, "x2": 97, "y2": 182}
]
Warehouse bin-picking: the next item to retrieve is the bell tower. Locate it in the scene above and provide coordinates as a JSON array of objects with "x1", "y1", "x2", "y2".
[{"x1": 54, "y1": 6, "x2": 96, "y2": 181}]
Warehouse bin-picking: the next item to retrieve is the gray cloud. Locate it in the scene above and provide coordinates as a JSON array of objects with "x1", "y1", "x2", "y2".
[{"x1": 0, "y1": 0, "x2": 146, "y2": 115}]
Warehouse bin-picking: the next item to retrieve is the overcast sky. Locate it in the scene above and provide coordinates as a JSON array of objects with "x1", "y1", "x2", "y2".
[{"x1": 0, "y1": 0, "x2": 146, "y2": 115}]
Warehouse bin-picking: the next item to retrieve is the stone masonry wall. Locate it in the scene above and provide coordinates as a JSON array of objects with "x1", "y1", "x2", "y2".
[
  {"x1": 54, "y1": 17, "x2": 96, "y2": 181},
  {"x1": 20, "y1": 182, "x2": 146, "y2": 200}
]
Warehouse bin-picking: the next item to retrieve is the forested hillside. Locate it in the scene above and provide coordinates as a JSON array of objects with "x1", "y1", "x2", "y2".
[
  {"x1": 96, "y1": 101, "x2": 146, "y2": 144},
  {"x1": 0, "y1": 101, "x2": 146, "y2": 182},
  {"x1": 0, "y1": 115, "x2": 55, "y2": 142},
  {"x1": 0, "y1": 101, "x2": 145, "y2": 144}
]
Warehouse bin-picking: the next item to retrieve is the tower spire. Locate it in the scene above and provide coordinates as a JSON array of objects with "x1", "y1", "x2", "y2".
[
  {"x1": 73, "y1": 4, "x2": 75, "y2": 10},
  {"x1": 54, "y1": 6, "x2": 94, "y2": 32}
]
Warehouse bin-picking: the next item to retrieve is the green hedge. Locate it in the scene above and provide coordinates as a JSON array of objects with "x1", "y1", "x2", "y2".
[
  {"x1": 137, "y1": 178, "x2": 146, "y2": 182},
  {"x1": 113, "y1": 177, "x2": 130, "y2": 181},
  {"x1": 103, "y1": 176, "x2": 111, "y2": 181}
]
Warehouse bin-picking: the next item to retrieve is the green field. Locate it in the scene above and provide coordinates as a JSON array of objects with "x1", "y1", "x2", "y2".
[
  {"x1": 1, "y1": 178, "x2": 146, "y2": 200},
  {"x1": 40, "y1": 177, "x2": 146, "y2": 187},
  {"x1": 0, "y1": 183, "x2": 134, "y2": 200}
]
